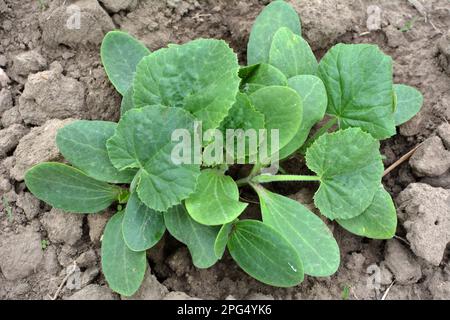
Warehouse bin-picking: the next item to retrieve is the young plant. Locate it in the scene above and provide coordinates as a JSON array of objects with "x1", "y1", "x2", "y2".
[{"x1": 25, "y1": 0, "x2": 423, "y2": 296}]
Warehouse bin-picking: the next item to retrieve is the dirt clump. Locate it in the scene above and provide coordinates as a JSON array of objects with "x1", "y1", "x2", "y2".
[{"x1": 396, "y1": 183, "x2": 450, "y2": 266}]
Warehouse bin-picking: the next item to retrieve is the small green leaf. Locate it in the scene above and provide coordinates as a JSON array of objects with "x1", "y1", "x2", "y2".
[
  {"x1": 239, "y1": 64, "x2": 288, "y2": 94},
  {"x1": 101, "y1": 211, "x2": 147, "y2": 296},
  {"x1": 255, "y1": 186, "x2": 340, "y2": 276},
  {"x1": 185, "y1": 169, "x2": 248, "y2": 226},
  {"x1": 220, "y1": 93, "x2": 265, "y2": 132},
  {"x1": 306, "y1": 128, "x2": 384, "y2": 220},
  {"x1": 122, "y1": 192, "x2": 166, "y2": 252},
  {"x1": 269, "y1": 27, "x2": 318, "y2": 78},
  {"x1": 107, "y1": 106, "x2": 200, "y2": 212},
  {"x1": 250, "y1": 86, "x2": 303, "y2": 153},
  {"x1": 101, "y1": 31, "x2": 150, "y2": 95},
  {"x1": 133, "y1": 39, "x2": 240, "y2": 132},
  {"x1": 214, "y1": 222, "x2": 234, "y2": 259},
  {"x1": 164, "y1": 205, "x2": 220, "y2": 269},
  {"x1": 337, "y1": 187, "x2": 397, "y2": 239},
  {"x1": 318, "y1": 44, "x2": 396, "y2": 140},
  {"x1": 279, "y1": 75, "x2": 328, "y2": 159},
  {"x1": 393, "y1": 84, "x2": 423, "y2": 126},
  {"x1": 56, "y1": 120, "x2": 137, "y2": 184},
  {"x1": 228, "y1": 220, "x2": 304, "y2": 287},
  {"x1": 25, "y1": 163, "x2": 120, "y2": 213},
  {"x1": 121, "y1": 86, "x2": 135, "y2": 116},
  {"x1": 247, "y1": 0, "x2": 301, "y2": 65}
]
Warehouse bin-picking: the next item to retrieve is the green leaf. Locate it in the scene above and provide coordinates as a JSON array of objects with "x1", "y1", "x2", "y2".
[
  {"x1": 239, "y1": 64, "x2": 288, "y2": 94},
  {"x1": 255, "y1": 186, "x2": 340, "y2": 276},
  {"x1": 185, "y1": 169, "x2": 248, "y2": 226},
  {"x1": 269, "y1": 27, "x2": 318, "y2": 78},
  {"x1": 101, "y1": 31, "x2": 150, "y2": 95},
  {"x1": 122, "y1": 192, "x2": 166, "y2": 252},
  {"x1": 279, "y1": 75, "x2": 328, "y2": 159},
  {"x1": 214, "y1": 222, "x2": 234, "y2": 259},
  {"x1": 164, "y1": 205, "x2": 220, "y2": 268},
  {"x1": 337, "y1": 187, "x2": 397, "y2": 239},
  {"x1": 247, "y1": 0, "x2": 301, "y2": 65},
  {"x1": 318, "y1": 44, "x2": 396, "y2": 140},
  {"x1": 107, "y1": 106, "x2": 200, "y2": 212},
  {"x1": 121, "y1": 86, "x2": 135, "y2": 116},
  {"x1": 250, "y1": 86, "x2": 303, "y2": 153},
  {"x1": 393, "y1": 84, "x2": 423, "y2": 126},
  {"x1": 228, "y1": 220, "x2": 304, "y2": 287},
  {"x1": 56, "y1": 120, "x2": 137, "y2": 184},
  {"x1": 306, "y1": 128, "x2": 384, "y2": 220},
  {"x1": 101, "y1": 211, "x2": 147, "y2": 296},
  {"x1": 220, "y1": 93, "x2": 265, "y2": 131},
  {"x1": 25, "y1": 163, "x2": 120, "y2": 213},
  {"x1": 133, "y1": 39, "x2": 240, "y2": 132}
]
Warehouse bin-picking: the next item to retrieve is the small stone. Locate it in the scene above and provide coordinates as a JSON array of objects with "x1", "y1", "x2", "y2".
[
  {"x1": 65, "y1": 284, "x2": 117, "y2": 300},
  {"x1": 10, "y1": 118, "x2": 75, "y2": 181},
  {"x1": 345, "y1": 252, "x2": 366, "y2": 271},
  {"x1": 80, "y1": 266, "x2": 99, "y2": 287},
  {"x1": 0, "y1": 176, "x2": 11, "y2": 193},
  {"x1": 122, "y1": 267, "x2": 168, "y2": 300},
  {"x1": 42, "y1": 246, "x2": 61, "y2": 276},
  {"x1": 427, "y1": 271, "x2": 450, "y2": 300},
  {"x1": 0, "y1": 54, "x2": 7, "y2": 67},
  {"x1": 0, "y1": 227, "x2": 44, "y2": 280},
  {"x1": 76, "y1": 249, "x2": 97, "y2": 268},
  {"x1": 16, "y1": 192, "x2": 41, "y2": 220},
  {"x1": 11, "y1": 50, "x2": 47, "y2": 83},
  {"x1": 379, "y1": 262, "x2": 394, "y2": 286},
  {"x1": 99, "y1": 0, "x2": 137, "y2": 13},
  {"x1": 437, "y1": 123, "x2": 450, "y2": 150},
  {"x1": 384, "y1": 239, "x2": 422, "y2": 285},
  {"x1": 163, "y1": 291, "x2": 199, "y2": 300},
  {"x1": 0, "y1": 124, "x2": 29, "y2": 159},
  {"x1": 41, "y1": 208, "x2": 84, "y2": 245},
  {"x1": 1, "y1": 106, "x2": 22, "y2": 127},
  {"x1": 409, "y1": 136, "x2": 450, "y2": 177},
  {"x1": 18, "y1": 65, "x2": 85, "y2": 125},
  {"x1": 58, "y1": 244, "x2": 78, "y2": 267},
  {"x1": 41, "y1": 0, "x2": 115, "y2": 48},
  {"x1": 0, "y1": 88, "x2": 13, "y2": 115},
  {"x1": 0, "y1": 67, "x2": 10, "y2": 88},
  {"x1": 87, "y1": 211, "x2": 113, "y2": 243},
  {"x1": 396, "y1": 183, "x2": 450, "y2": 266}
]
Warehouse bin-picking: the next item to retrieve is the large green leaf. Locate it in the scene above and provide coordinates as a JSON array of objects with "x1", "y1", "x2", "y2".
[
  {"x1": 220, "y1": 93, "x2": 265, "y2": 132},
  {"x1": 228, "y1": 220, "x2": 304, "y2": 287},
  {"x1": 279, "y1": 75, "x2": 328, "y2": 159},
  {"x1": 164, "y1": 205, "x2": 220, "y2": 269},
  {"x1": 25, "y1": 163, "x2": 120, "y2": 213},
  {"x1": 101, "y1": 31, "x2": 150, "y2": 95},
  {"x1": 239, "y1": 64, "x2": 288, "y2": 94},
  {"x1": 249, "y1": 86, "x2": 303, "y2": 154},
  {"x1": 255, "y1": 186, "x2": 340, "y2": 276},
  {"x1": 306, "y1": 128, "x2": 384, "y2": 220},
  {"x1": 393, "y1": 84, "x2": 423, "y2": 126},
  {"x1": 56, "y1": 120, "x2": 137, "y2": 184},
  {"x1": 121, "y1": 86, "x2": 135, "y2": 116},
  {"x1": 337, "y1": 187, "x2": 397, "y2": 239},
  {"x1": 107, "y1": 106, "x2": 200, "y2": 212},
  {"x1": 101, "y1": 211, "x2": 147, "y2": 296},
  {"x1": 269, "y1": 27, "x2": 318, "y2": 78},
  {"x1": 122, "y1": 192, "x2": 166, "y2": 252},
  {"x1": 133, "y1": 39, "x2": 240, "y2": 132},
  {"x1": 318, "y1": 44, "x2": 395, "y2": 140},
  {"x1": 185, "y1": 169, "x2": 248, "y2": 226},
  {"x1": 247, "y1": 0, "x2": 301, "y2": 66}
]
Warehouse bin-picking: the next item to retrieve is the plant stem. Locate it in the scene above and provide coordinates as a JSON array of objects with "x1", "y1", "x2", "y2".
[
  {"x1": 236, "y1": 163, "x2": 264, "y2": 187},
  {"x1": 299, "y1": 117, "x2": 338, "y2": 154},
  {"x1": 251, "y1": 174, "x2": 320, "y2": 184}
]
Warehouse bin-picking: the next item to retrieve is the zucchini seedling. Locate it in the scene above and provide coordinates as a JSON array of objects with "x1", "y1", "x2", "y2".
[{"x1": 25, "y1": 0, "x2": 423, "y2": 296}]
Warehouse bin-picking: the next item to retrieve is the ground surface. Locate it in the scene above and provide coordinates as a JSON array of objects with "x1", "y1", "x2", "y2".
[{"x1": 0, "y1": 0, "x2": 449, "y2": 300}]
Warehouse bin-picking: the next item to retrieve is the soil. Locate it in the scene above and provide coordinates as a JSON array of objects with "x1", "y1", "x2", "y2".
[{"x1": 0, "y1": 0, "x2": 449, "y2": 300}]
